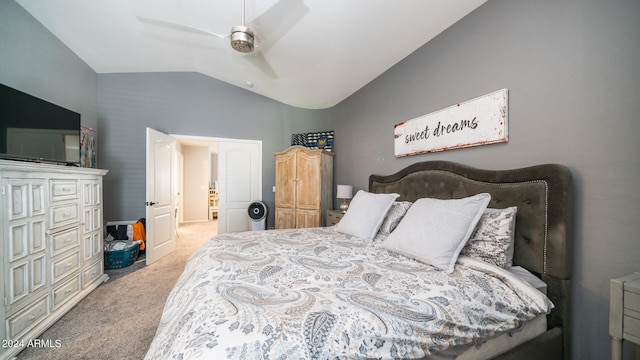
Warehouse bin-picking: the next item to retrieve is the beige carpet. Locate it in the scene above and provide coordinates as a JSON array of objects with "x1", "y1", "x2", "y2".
[{"x1": 16, "y1": 221, "x2": 216, "y2": 360}]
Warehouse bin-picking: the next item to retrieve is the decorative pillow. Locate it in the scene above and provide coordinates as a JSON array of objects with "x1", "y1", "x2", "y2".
[
  {"x1": 378, "y1": 201, "x2": 413, "y2": 235},
  {"x1": 335, "y1": 190, "x2": 399, "y2": 239},
  {"x1": 379, "y1": 193, "x2": 491, "y2": 273},
  {"x1": 460, "y1": 207, "x2": 517, "y2": 268}
]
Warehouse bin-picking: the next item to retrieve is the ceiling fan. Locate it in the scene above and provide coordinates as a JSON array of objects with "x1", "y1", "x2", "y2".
[{"x1": 137, "y1": 0, "x2": 308, "y2": 79}]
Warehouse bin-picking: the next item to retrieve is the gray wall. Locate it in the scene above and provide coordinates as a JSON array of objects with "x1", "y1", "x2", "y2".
[
  {"x1": 3, "y1": 0, "x2": 640, "y2": 359},
  {"x1": 0, "y1": 1, "x2": 98, "y2": 134},
  {"x1": 97, "y1": 72, "x2": 336, "y2": 226},
  {"x1": 333, "y1": 1, "x2": 640, "y2": 359}
]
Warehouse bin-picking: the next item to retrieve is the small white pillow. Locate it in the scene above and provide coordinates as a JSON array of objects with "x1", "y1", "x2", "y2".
[
  {"x1": 380, "y1": 193, "x2": 491, "y2": 273},
  {"x1": 335, "y1": 190, "x2": 399, "y2": 239}
]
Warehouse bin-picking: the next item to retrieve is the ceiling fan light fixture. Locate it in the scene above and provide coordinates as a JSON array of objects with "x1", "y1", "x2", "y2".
[{"x1": 230, "y1": 25, "x2": 255, "y2": 53}]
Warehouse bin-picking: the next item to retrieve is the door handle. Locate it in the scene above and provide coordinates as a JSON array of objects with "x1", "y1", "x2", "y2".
[{"x1": 146, "y1": 201, "x2": 157, "y2": 206}]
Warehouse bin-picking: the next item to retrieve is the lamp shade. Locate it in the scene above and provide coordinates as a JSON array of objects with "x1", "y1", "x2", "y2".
[{"x1": 336, "y1": 185, "x2": 353, "y2": 199}]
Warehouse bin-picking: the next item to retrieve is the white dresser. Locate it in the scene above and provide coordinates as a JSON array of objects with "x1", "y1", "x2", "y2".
[
  {"x1": 610, "y1": 272, "x2": 640, "y2": 360},
  {"x1": 0, "y1": 160, "x2": 108, "y2": 359}
]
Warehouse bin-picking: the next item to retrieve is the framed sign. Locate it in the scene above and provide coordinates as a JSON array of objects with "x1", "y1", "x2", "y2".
[{"x1": 394, "y1": 89, "x2": 508, "y2": 157}]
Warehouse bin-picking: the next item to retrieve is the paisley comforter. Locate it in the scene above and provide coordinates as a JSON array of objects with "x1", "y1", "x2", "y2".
[{"x1": 145, "y1": 227, "x2": 552, "y2": 360}]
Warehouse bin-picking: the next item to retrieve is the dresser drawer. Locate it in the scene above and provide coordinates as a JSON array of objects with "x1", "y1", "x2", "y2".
[
  {"x1": 326, "y1": 210, "x2": 344, "y2": 227},
  {"x1": 83, "y1": 260, "x2": 104, "y2": 288},
  {"x1": 6, "y1": 295, "x2": 50, "y2": 339},
  {"x1": 51, "y1": 251, "x2": 80, "y2": 285},
  {"x1": 50, "y1": 227, "x2": 80, "y2": 257},
  {"x1": 625, "y1": 290, "x2": 640, "y2": 313},
  {"x1": 50, "y1": 179, "x2": 78, "y2": 202},
  {"x1": 623, "y1": 314, "x2": 640, "y2": 344},
  {"x1": 52, "y1": 274, "x2": 81, "y2": 310},
  {"x1": 50, "y1": 203, "x2": 79, "y2": 229},
  {"x1": 624, "y1": 278, "x2": 640, "y2": 311}
]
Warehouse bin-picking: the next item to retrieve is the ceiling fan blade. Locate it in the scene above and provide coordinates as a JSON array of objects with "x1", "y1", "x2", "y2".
[
  {"x1": 240, "y1": 51, "x2": 278, "y2": 79},
  {"x1": 137, "y1": 15, "x2": 228, "y2": 39},
  {"x1": 247, "y1": 0, "x2": 309, "y2": 51}
]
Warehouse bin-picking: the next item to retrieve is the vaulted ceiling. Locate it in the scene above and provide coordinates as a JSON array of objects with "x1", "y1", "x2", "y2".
[{"x1": 16, "y1": 0, "x2": 487, "y2": 109}]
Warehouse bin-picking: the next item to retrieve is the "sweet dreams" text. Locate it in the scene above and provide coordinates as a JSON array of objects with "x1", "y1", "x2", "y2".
[{"x1": 405, "y1": 117, "x2": 478, "y2": 144}]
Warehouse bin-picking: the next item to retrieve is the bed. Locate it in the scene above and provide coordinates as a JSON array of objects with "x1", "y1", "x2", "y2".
[{"x1": 145, "y1": 161, "x2": 573, "y2": 360}]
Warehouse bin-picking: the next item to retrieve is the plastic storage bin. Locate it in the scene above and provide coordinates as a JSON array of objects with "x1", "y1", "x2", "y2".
[{"x1": 104, "y1": 241, "x2": 140, "y2": 270}]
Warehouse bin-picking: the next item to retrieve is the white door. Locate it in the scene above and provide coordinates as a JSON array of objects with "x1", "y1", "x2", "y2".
[
  {"x1": 145, "y1": 128, "x2": 176, "y2": 265},
  {"x1": 217, "y1": 141, "x2": 262, "y2": 233}
]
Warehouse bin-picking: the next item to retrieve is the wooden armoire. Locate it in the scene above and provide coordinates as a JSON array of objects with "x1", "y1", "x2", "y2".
[{"x1": 274, "y1": 146, "x2": 334, "y2": 229}]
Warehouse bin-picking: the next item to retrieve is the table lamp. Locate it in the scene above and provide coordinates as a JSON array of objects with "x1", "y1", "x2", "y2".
[{"x1": 336, "y1": 185, "x2": 353, "y2": 213}]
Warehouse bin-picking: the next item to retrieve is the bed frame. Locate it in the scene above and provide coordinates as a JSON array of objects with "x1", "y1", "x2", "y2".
[{"x1": 369, "y1": 161, "x2": 573, "y2": 360}]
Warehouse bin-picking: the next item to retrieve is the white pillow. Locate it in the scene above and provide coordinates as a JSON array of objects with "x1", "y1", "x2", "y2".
[
  {"x1": 380, "y1": 193, "x2": 491, "y2": 273},
  {"x1": 335, "y1": 190, "x2": 399, "y2": 239}
]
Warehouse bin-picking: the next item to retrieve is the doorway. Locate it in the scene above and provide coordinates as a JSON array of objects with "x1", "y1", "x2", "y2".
[
  {"x1": 145, "y1": 129, "x2": 262, "y2": 265},
  {"x1": 171, "y1": 134, "x2": 262, "y2": 236},
  {"x1": 176, "y1": 139, "x2": 218, "y2": 224}
]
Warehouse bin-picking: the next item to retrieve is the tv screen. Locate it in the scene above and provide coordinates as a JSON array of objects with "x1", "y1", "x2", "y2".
[{"x1": 0, "y1": 83, "x2": 81, "y2": 165}]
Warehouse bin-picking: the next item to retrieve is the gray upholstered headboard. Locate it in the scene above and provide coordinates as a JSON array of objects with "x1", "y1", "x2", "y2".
[{"x1": 369, "y1": 161, "x2": 573, "y2": 356}]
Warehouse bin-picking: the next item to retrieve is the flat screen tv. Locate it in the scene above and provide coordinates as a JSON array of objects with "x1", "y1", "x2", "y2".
[{"x1": 0, "y1": 83, "x2": 81, "y2": 165}]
